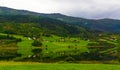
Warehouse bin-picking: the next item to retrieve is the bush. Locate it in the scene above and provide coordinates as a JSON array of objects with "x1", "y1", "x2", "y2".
[
  {"x1": 32, "y1": 48, "x2": 42, "y2": 54},
  {"x1": 32, "y1": 40, "x2": 42, "y2": 47},
  {"x1": 64, "y1": 57, "x2": 75, "y2": 62}
]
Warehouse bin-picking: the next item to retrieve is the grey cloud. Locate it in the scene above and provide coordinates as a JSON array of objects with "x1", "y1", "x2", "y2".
[
  {"x1": 55, "y1": 0, "x2": 120, "y2": 19},
  {"x1": 1, "y1": 0, "x2": 120, "y2": 19}
]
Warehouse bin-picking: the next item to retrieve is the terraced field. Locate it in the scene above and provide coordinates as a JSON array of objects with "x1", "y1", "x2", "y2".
[{"x1": 0, "y1": 33, "x2": 34, "y2": 57}]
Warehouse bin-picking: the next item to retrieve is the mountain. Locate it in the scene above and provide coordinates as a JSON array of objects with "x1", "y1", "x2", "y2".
[
  {"x1": 0, "y1": 7, "x2": 42, "y2": 15},
  {"x1": 43, "y1": 14, "x2": 120, "y2": 33},
  {"x1": 0, "y1": 6, "x2": 120, "y2": 34},
  {"x1": 0, "y1": 7, "x2": 90, "y2": 37}
]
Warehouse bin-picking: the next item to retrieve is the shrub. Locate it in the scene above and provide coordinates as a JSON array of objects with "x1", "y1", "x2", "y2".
[{"x1": 32, "y1": 40, "x2": 42, "y2": 47}]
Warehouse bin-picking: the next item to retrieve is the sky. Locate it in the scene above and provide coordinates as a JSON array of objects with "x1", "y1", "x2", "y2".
[{"x1": 0, "y1": 0, "x2": 120, "y2": 19}]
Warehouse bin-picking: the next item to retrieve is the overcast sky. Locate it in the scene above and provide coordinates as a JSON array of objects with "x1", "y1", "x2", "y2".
[{"x1": 0, "y1": 0, "x2": 120, "y2": 19}]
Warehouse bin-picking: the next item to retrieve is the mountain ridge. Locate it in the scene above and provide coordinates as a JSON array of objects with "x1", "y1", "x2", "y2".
[{"x1": 0, "y1": 6, "x2": 120, "y2": 33}]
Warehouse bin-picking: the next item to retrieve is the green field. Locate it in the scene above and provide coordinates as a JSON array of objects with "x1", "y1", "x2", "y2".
[
  {"x1": 0, "y1": 33, "x2": 90, "y2": 58},
  {"x1": 0, "y1": 62, "x2": 120, "y2": 70}
]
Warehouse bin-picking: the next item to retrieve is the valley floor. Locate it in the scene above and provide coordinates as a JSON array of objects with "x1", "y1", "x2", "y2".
[{"x1": 0, "y1": 62, "x2": 120, "y2": 70}]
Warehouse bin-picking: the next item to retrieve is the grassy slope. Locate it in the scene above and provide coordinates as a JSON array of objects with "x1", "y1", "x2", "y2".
[
  {"x1": 0, "y1": 62, "x2": 120, "y2": 70},
  {"x1": 17, "y1": 38, "x2": 34, "y2": 57},
  {"x1": 42, "y1": 36, "x2": 89, "y2": 57}
]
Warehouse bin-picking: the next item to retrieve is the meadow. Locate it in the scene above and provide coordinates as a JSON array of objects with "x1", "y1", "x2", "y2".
[{"x1": 0, "y1": 62, "x2": 120, "y2": 70}]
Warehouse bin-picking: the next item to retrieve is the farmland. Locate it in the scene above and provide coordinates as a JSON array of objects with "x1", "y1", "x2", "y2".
[{"x1": 0, "y1": 32, "x2": 120, "y2": 63}]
